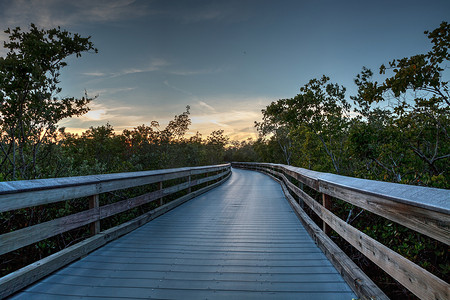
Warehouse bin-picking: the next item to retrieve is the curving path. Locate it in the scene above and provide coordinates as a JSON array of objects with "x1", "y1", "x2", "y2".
[{"x1": 11, "y1": 168, "x2": 355, "y2": 299}]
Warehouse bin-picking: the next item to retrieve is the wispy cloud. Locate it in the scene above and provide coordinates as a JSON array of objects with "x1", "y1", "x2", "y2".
[
  {"x1": 168, "y1": 67, "x2": 223, "y2": 76},
  {"x1": 81, "y1": 58, "x2": 169, "y2": 79},
  {"x1": 59, "y1": 100, "x2": 136, "y2": 128},
  {"x1": 82, "y1": 72, "x2": 107, "y2": 77},
  {"x1": 112, "y1": 58, "x2": 169, "y2": 77},
  {"x1": 163, "y1": 80, "x2": 193, "y2": 96},
  {"x1": 88, "y1": 87, "x2": 136, "y2": 97},
  {"x1": 0, "y1": 0, "x2": 151, "y2": 29},
  {"x1": 197, "y1": 101, "x2": 216, "y2": 112}
]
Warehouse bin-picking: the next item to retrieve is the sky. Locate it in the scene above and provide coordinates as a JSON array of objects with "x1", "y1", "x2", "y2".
[{"x1": 0, "y1": 0, "x2": 449, "y2": 140}]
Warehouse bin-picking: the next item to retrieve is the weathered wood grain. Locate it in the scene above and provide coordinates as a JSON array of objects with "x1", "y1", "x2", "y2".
[
  {"x1": 0, "y1": 164, "x2": 230, "y2": 213},
  {"x1": 0, "y1": 208, "x2": 99, "y2": 255},
  {"x1": 89, "y1": 194, "x2": 100, "y2": 235},
  {"x1": 322, "y1": 193, "x2": 331, "y2": 235},
  {"x1": 320, "y1": 180, "x2": 450, "y2": 245}
]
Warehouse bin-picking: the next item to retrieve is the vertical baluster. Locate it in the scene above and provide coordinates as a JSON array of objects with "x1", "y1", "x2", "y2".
[
  {"x1": 89, "y1": 194, "x2": 100, "y2": 235},
  {"x1": 322, "y1": 193, "x2": 331, "y2": 235},
  {"x1": 158, "y1": 181, "x2": 164, "y2": 206},
  {"x1": 188, "y1": 173, "x2": 192, "y2": 194},
  {"x1": 298, "y1": 181, "x2": 304, "y2": 208}
]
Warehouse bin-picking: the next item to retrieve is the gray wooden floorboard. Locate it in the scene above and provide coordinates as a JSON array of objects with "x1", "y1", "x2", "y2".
[{"x1": 10, "y1": 168, "x2": 355, "y2": 299}]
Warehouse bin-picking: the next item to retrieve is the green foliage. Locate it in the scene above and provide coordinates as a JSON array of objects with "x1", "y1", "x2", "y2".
[
  {"x1": 256, "y1": 75, "x2": 351, "y2": 173},
  {"x1": 0, "y1": 24, "x2": 97, "y2": 180}
]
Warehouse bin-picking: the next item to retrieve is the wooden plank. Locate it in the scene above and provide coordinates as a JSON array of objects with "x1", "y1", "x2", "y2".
[
  {"x1": 190, "y1": 170, "x2": 228, "y2": 187},
  {"x1": 0, "y1": 164, "x2": 230, "y2": 213},
  {"x1": 0, "y1": 175, "x2": 164, "y2": 213},
  {"x1": 0, "y1": 171, "x2": 231, "y2": 299},
  {"x1": 0, "y1": 208, "x2": 99, "y2": 256},
  {"x1": 320, "y1": 181, "x2": 450, "y2": 245},
  {"x1": 99, "y1": 179, "x2": 198, "y2": 219},
  {"x1": 99, "y1": 190, "x2": 162, "y2": 219},
  {"x1": 319, "y1": 173, "x2": 449, "y2": 214},
  {"x1": 261, "y1": 171, "x2": 387, "y2": 300}
]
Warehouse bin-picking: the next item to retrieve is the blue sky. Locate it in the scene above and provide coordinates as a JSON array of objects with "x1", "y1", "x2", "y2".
[{"x1": 0, "y1": 0, "x2": 449, "y2": 140}]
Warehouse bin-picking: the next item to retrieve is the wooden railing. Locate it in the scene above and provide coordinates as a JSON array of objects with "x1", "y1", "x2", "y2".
[
  {"x1": 0, "y1": 163, "x2": 231, "y2": 298},
  {"x1": 233, "y1": 162, "x2": 449, "y2": 300}
]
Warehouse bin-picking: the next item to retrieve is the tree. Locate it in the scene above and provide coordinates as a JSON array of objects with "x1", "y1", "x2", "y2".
[
  {"x1": 0, "y1": 24, "x2": 97, "y2": 180},
  {"x1": 351, "y1": 22, "x2": 449, "y2": 186},
  {"x1": 257, "y1": 76, "x2": 351, "y2": 174},
  {"x1": 202, "y1": 129, "x2": 229, "y2": 164},
  {"x1": 255, "y1": 112, "x2": 293, "y2": 165}
]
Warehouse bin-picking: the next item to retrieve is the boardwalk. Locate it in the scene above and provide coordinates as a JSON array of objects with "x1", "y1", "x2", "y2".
[{"x1": 11, "y1": 168, "x2": 355, "y2": 299}]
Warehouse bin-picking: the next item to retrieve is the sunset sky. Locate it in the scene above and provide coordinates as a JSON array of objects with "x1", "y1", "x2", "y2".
[{"x1": 0, "y1": 0, "x2": 449, "y2": 140}]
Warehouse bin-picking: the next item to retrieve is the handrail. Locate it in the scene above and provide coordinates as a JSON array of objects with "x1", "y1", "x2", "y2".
[
  {"x1": 232, "y1": 162, "x2": 449, "y2": 300},
  {"x1": 0, "y1": 163, "x2": 231, "y2": 298}
]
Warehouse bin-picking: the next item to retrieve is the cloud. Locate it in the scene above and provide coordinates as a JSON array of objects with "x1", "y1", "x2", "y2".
[
  {"x1": 109, "y1": 58, "x2": 169, "y2": 78},
  {"x1": 83, "y1": 109, "x2": 106, "y2": 121},
  {"x1": 82, "y1": 72, "x2": 107, "y2": 77},
  {"x1": 168, "y1": 67, "x2": 223, "y2": 76},
  {"x1": 0, "y1": 0, "x2": 151, "y2": 29},
  {"x1": 60, "y1": 93, "x2": 270, "y2": 141},
  {"x1": 58, "y1": 100, "x2": 139, "y2": 131},
  {"x1": 79, "y1": 58, "x2": 169, "y2": 81},
  {"x1": 88, "y1": 86, "x2": 136, "y2": 97},
  {"x1": 197, "y1": 101, "x2": 215, "y2": 112},
  {"x1": 163, "y1": 80, "x2": 193, "y2": 96}
]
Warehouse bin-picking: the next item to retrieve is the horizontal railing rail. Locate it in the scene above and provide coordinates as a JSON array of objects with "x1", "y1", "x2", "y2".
[
  {"x1": 0, "y1": 163, "x2": 231, "y2": 298},
  {"x1": 232, "y1": 162, "x2": 449, "y2": 300}
]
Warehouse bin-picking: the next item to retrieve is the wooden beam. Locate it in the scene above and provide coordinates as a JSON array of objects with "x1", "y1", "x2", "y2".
[
  {"x1": 320, "y1": 181, "x2": 450, "y2": 245},
  {"x1": 0, "y1": 208, "x2": 99, "y2": 256},
  {"x1": 89, "y1": 194, "x2": 100, "y2": 235},
  {"x1": 158, "y1": 182, "x2": 163, "y2": 206},
  {"x1": 0, "y1": 164, "x2": 230, "y2": 213},
  {"x1": 322, "y1": 193, "x2": 331, "y2": 235}
]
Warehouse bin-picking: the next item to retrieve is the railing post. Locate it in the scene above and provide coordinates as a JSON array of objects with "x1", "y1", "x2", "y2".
[
  {"x1": 89, "y1": 194, "x2": 100, "y2": 235},
  {"x1": 322, "y1": 193, "x2": 331, "y2": 235},
  {"x1": 158, "y1": 181, "x2": 164, "y2": 206},
  {"x1": 298, "y1": 182, "x2": 304, "y2": 208},
  {"x1": 188, "y1": 173, "x2": 191, "y2": 194}
]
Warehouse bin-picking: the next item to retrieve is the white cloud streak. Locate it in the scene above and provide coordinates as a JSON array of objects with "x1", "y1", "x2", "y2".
[{"x1": 197, "y1": 101, "x2": 215, "y2": 112}]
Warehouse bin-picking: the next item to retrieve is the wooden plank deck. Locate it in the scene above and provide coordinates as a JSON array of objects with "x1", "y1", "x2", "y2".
[{"x1": 10, "y1": 168, "x2": 355, "y2": 299}]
